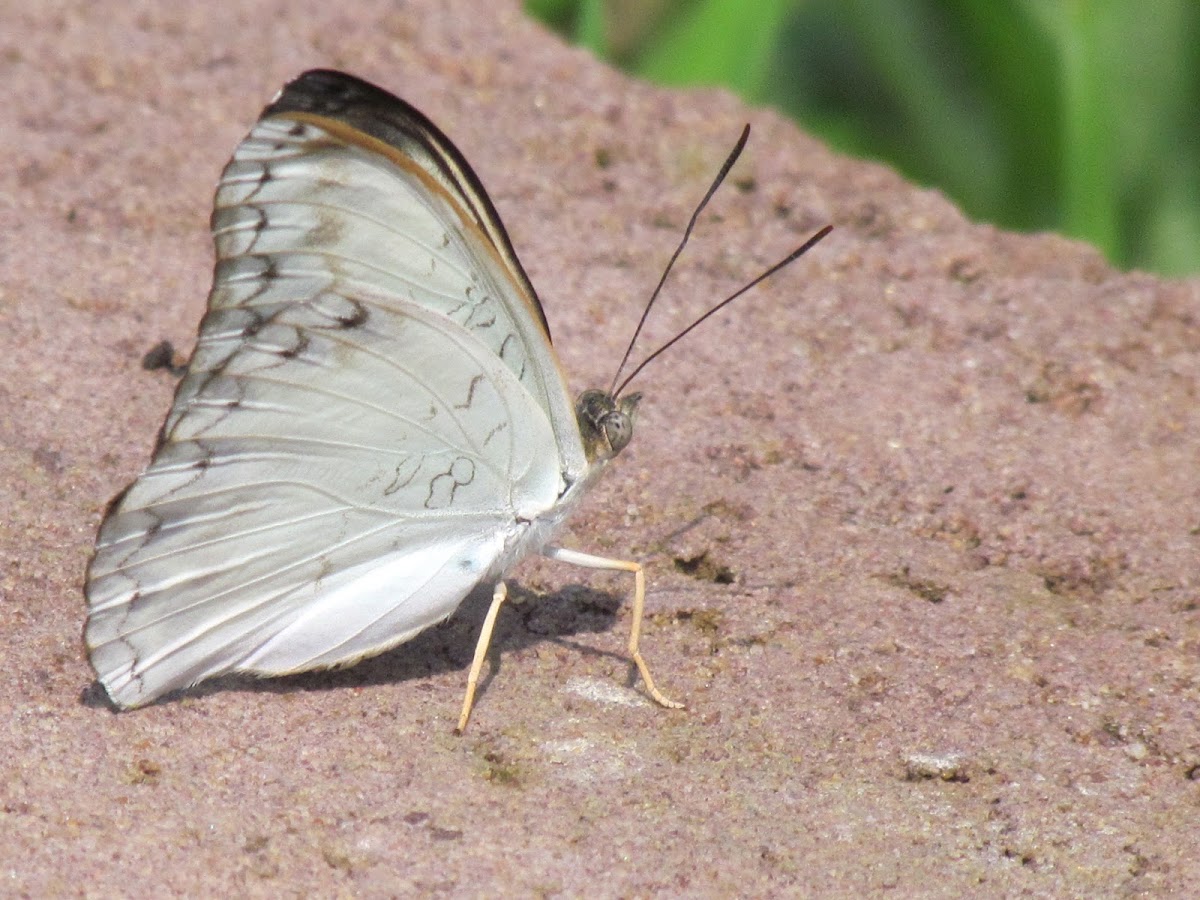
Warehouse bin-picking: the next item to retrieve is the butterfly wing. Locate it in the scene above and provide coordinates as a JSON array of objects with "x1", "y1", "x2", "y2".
[
  {"x1": 204, "y1": 69, "x2": 585, "y2": 472},
  {"x1": 85, "y1": 71, "x2": 588, "y2": 708}
]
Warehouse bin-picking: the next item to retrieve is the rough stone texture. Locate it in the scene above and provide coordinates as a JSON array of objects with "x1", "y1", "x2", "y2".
[{"x1": 3, "y1": 1, "x2": 1198, "y2": 896}]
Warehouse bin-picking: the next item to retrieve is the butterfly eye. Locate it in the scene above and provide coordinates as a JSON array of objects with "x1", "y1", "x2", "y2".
[
  {"x1": 604, "y1": 391, "x2": 643, "y2": 455},
  {"x1": 602, "y1": 410, "x2": 633, "y2": 455},
  {"x1": 575, "y1": 389, "x2": 637, "y2": 461}
]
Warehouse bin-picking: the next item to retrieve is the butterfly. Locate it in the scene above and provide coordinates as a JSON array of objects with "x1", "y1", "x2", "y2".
[{"x1": 84, "y1": 69, "x2": 830, "y2": 731}]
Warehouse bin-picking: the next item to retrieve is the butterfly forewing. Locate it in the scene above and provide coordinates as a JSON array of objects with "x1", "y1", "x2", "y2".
[
  {"x1": 262, "y1": 70, "x2": 547, "y2": 334},
  {"x1": 85, "y1": 71, "x2": 587, "y2": 708},
  {"x1": 187, "y1": 106, "x2": 581, "y2": 469}
]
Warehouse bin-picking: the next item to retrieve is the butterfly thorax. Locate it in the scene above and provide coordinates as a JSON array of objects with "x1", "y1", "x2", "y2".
[
  {"x1": 575, "y1": 389, "x2": 641, "y2": 465},
  {"x1": 499, "y1": 388, "x2": 638, "y2": 563}
]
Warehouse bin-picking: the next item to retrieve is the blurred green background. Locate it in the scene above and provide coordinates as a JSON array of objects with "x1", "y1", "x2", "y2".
[{"x1": 527, "y1": 0, "x2": 1200, "y2": 276}]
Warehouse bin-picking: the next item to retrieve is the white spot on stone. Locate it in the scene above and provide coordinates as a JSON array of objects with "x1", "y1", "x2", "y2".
[
  {"x1": 539, "y1": 737, "x2": 643, "y2": 783},
  {"x1": 903, "y1": 751, "x2": 968, "y2": 782},
  {"x1": 564, "y1": 676, "x2": 647, "y2": 707}
]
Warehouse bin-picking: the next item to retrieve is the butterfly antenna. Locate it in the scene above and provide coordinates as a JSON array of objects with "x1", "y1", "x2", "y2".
[
  {"x1": 609, "y1": 124, "x2": 752, "y2": 397},
  {"x1": 612, "y1": 224, "x2": 833, "y2": 399}
]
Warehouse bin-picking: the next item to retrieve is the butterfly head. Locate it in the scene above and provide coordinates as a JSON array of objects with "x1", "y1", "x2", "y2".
[{"x1": 576, "y1": 389, "x2": 641, "y2": 463}]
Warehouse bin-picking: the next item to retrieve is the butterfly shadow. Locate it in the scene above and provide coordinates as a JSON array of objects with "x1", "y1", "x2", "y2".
[{"x1": 82, "y1": 581, "x2": 629, "y2": 711}]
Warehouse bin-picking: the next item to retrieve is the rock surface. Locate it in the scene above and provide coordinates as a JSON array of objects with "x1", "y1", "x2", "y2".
[{"x1": 3, "y1": 1, "x2": 1197, "y2": 895}]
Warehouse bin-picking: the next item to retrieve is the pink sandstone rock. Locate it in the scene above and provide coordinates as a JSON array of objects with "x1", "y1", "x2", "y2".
[{"x1": 2, "y1": 1, "x2": 1197, "y2": 894}]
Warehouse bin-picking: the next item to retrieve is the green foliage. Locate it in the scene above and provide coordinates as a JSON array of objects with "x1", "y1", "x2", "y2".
[{"x1": 527, "y1": 0, "x2": 1200, "y2": 275}]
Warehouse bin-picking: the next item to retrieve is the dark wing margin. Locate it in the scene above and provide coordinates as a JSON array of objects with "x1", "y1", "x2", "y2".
[{"x1": 264, "y1": 69, "x2": 552, "y2": 340}]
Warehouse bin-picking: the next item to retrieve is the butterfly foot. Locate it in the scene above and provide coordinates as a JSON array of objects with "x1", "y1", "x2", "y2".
[{"x1": 632, "y1": 649, "x2": 685, "y2": 711}]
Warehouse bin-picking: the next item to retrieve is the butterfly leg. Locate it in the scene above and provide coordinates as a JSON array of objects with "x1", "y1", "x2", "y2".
[
  {"x1": 455, "y1": 581, "x2": 508, "y2": 734},
  {"x1": 543, "y1": 546, "x2": 684, "y2": 711}
]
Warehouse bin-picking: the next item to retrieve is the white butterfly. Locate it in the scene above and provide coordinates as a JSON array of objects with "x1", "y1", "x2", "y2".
[{"x1": 84, "y1": 69, "x2": 829, "y2": 731}]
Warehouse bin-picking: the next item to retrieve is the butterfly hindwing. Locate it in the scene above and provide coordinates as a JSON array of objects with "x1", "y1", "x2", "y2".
[{"x1": 87, "y1": 285, "x2": 565, "y2": 706}]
